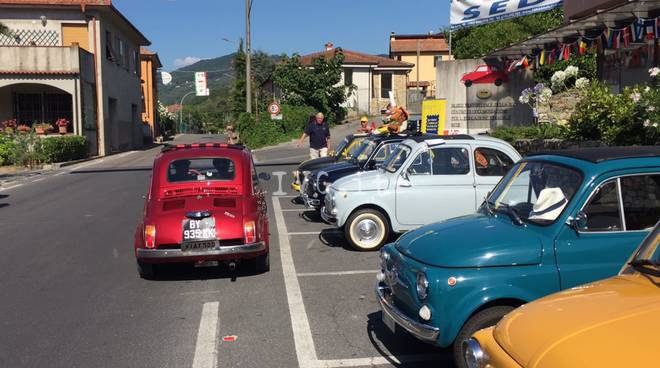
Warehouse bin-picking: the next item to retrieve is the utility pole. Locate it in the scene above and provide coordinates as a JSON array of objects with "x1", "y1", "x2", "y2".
[
  {"x1": 245, "y1": 0, "x2": 252, "y2": 113},
  {"x1": 416, "y1": 39, "x2": 420, "y2": 92}
]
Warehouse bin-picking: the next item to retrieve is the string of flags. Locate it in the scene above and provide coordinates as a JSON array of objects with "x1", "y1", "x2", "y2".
[{"x1": 506, "y1": 16, "x2": 659, "y2": 71}]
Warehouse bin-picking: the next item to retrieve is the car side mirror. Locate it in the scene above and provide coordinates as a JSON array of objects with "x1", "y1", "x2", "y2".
[
  {"x1": 258, "y1": 172, "x2": 271, "y2": 181},
  {"x1": 569, "y1": 211, "x2": 588, "y2": 232},
  {"x1": 400, "y1": 171, "x2": 412, "y2": 187}
]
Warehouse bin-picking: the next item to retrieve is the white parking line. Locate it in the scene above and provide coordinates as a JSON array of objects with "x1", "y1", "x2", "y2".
[
  {"x1": 192, "y1": 301, "x2": 219, "y2": 368},
  {"x1": 297, "y1": 270, "x2": 378, "y2": 277},
  {"x1": 274, "y1": 196, "x2": 441, "y2": 368},
  {"x1": 273, "y1": 197, "x2": 318, "y2": 368},
  {"x1": 288, "y1": 231, "x2": 322, "y2": 236}
]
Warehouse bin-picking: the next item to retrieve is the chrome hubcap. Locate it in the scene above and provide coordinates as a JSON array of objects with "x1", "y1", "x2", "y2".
[{"x1": 353, "y1": 217, "x2": 382, "y2": 245}]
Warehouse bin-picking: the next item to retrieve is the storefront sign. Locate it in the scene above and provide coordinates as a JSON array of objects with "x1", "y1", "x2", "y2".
[{"x1": 450, "y1": 0, "x2": 564, "y2": 30}]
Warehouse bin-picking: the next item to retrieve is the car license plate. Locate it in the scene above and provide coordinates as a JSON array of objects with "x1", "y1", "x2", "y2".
[
  {"x1": 182, "y1": 217, "x2": 216, "y2": 242},
  {"x1": 181, "y1": 240, "x2": 217, "y2": 252},
  {"x1": 382, "y1": 311, "x2": 396, "y2": 333}
]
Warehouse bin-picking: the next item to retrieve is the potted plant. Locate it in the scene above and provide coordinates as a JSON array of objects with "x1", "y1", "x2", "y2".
[
  {"x1": 17, "y1": 124, "x2": 31, "y2": 134},
  {"x1": 35, "y1": 123, "x2": 53, "y2": 135},
  {"x1": 56, "y1": 118, "x2": 69, "y2": 135},
  {"x1": 1, "y1": 118, "x2": 17, "y2": 134}
]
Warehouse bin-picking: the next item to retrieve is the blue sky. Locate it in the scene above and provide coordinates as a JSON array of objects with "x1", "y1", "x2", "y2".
[{"x1": 112, "y1": 0, "x2": 450, "y2": 71}]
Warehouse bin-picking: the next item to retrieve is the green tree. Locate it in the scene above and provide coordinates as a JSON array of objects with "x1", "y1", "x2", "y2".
[
  {"x1": 273, "y1": 49, "x2": 353, "y2": 123},
  {"x1": 231, "y1": 39, "x2": 248, "y2": 118},
  {"x1": 452, "y1": 8, "x2": 564, "y2": 59}
]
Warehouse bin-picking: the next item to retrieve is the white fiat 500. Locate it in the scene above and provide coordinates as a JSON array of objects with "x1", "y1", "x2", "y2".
[{"x1": 322, "y1": 134, "x2": 521, "y2": 250}]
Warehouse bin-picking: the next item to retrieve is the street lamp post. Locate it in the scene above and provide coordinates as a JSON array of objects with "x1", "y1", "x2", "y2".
[{"x1": 179, "y1": 91, "x2": 195, "y2": 134}]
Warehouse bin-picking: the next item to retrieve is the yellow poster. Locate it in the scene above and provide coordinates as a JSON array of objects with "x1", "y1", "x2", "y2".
[{"x1": 421, "y1": 99, "x2": 446, "y2": 135}]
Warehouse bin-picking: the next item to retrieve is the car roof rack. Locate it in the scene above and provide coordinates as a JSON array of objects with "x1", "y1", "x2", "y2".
[{"x1": 161, "y1": 143, "x2": 245, "y2": 153}]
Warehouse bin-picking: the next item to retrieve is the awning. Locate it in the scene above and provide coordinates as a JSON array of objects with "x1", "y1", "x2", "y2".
[{"x1": 487, "y1": 0, "x2": 660, "y2": 58}]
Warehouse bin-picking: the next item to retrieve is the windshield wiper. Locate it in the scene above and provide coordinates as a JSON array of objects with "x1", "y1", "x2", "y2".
[{"x1": 497, "y1": 203, "x2": 524, "y2": 226}]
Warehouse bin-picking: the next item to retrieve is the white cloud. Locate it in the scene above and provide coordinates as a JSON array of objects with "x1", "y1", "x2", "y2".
[{"x1": 173, "y1": 56, "x2": 202, "y2": 68}]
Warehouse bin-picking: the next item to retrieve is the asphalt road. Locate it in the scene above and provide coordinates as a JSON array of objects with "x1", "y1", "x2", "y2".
[{"x1": 0, "y1": 134, "x2": 451, "y2": 368}]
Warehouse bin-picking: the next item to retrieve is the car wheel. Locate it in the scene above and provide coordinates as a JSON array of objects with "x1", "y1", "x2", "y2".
[
  {"x1": 254, "y1": 252, "x2": 270, "y2": 273},
  {"x1": 464, "y1": 80, "x2": 472, "y2": 87},
  {"x1": 345, "y1": 209, "x2": 390, "y2": 251},
  {"x1": 452, "y1": 306, "x2": 515, "y2": 368},
  {"x1": 137, "y1": 261, "x2": 157, "y2": 279},
  {"x1": 494, "y1": 79, "x2": 503, "y2": 86}
]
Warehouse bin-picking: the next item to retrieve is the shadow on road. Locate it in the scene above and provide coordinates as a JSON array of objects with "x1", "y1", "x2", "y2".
[
  {"x1": 144, "y1": 262, "x2": 265, "y2": 282},
  {"x1": 318, "y1": 228, "x2": 355, "y2": 251},
  {"x1": 0, "y1": 194, "x2": 9, "y2": 209},
  {"x1": 366, "y1": 311, "x2": 453, "y2": 368},
  {"x1": 300, "y1": 210, "x2": 324, "y2": 223}
]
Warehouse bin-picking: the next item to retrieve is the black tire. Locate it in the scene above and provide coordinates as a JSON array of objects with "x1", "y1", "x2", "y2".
[
  {"x1": 137, "y1": 261, "x2": 157, "y2": 279},
  {"x1": 452, "y1": 306, "x2": 515, "y2": 368},
  {"x1": 464, "y1": 80, "x2": 472, "y2": 87},
  {"x1": 494, "y1": 79, "x2": 503, "y2": 86},
  {"x1": 344, "y1": 208, "x2": 390, "y2": 251},
  {"x1": 254, "y1": 252, "x2": 270, "y2": 273}
]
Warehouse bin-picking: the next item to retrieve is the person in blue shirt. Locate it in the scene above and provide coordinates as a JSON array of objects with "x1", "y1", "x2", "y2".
[{"x1": 297, "y1": 112, "x2": 331, "y2": 159}]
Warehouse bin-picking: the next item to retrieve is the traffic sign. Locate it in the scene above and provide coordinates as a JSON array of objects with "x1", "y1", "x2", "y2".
[{"x1": 268, "y1": 101, "x2": 281, "y2": 115}]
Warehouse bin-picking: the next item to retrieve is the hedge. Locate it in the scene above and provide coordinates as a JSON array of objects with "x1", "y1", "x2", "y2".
[
  {"x1": 42, "y1": 135, "x2": 88, "y2": 163},
  {"x1": 236, "y1": 104, "x2": 316, "y2": 149}
]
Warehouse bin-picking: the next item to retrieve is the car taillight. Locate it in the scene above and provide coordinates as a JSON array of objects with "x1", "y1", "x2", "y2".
[
  {"x1": 144, "y1": 225, "x2": 156, "y2": 248},
  {"x1": 244, "y1": 221, "x2": 256, "y2": 244}
]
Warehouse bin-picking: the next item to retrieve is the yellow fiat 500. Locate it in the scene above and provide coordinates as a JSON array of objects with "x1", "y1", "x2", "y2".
[{"x1": 465, "y1": 221, "x2": 659, "y2": 368}]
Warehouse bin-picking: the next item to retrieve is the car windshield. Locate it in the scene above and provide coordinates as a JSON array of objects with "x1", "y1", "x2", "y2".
[
  {"x1": 333, "y1": 138, "x2": 348, "y2": 156},
  {"x1": 623, "y1": 223, "x2": 660, "y2": 276},
  {"x1": 167, "y1": 158, "x2": 236, "y2": 183},
  {"x1": 486, "y1": 161, "x2": 582, "y2": 225},
  {"x1": 345, "y1": 137, "x2": 367, "y2": 159},
  {"x1": 382, "y1": 144, "x2": 411, "y2": 172},
  {"x1": 351, "y1": 139, "x2": 377, "y2": 164}
]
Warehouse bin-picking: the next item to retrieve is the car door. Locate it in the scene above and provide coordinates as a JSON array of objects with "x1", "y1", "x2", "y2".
[
  {"x1": 473, "y1": 146, "x2": 516, "y2": 208},
  {"x1": 554, "y1": 172, "x2": 660, "y2": 289},
  {"x1": 395, "y1": 144, "x2": 475, "y2": 226}
]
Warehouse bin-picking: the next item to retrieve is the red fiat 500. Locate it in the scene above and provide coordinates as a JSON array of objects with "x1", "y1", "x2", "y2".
[{"x1": 134, "y1": 143, "x2": 269, "y2": 278}]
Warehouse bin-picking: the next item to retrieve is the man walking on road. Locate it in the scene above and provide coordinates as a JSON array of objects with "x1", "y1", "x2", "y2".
[{"x1": 297, "y1": 112, "x2": 331, "y2": 159}]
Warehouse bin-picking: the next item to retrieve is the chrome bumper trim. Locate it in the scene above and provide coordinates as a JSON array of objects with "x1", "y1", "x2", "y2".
[
  {"x1": 137, "y1": 241, "x2": 266, "y2": 259},
  {"x1": 320, "y1": 206, "x2": 337, "y2": 224},
  {"x1": 375, "y1": 283, "x2": 440, "y2": 342}
]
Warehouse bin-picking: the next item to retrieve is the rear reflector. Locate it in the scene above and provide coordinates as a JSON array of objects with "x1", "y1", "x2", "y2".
[
  {"x1": 162, "y1": 199, "x2": 185, "y2": 211},
  {"x1": 214, "y1": 198, "x2": 236, "y2": 208}
]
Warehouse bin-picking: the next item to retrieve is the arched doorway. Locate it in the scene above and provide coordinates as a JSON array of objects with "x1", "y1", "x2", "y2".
[{"x1": 0, "y1": 83, "x2": 74, "y2": 133}]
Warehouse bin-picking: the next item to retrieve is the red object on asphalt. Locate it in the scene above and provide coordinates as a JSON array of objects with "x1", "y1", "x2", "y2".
[
  {"x1": 222, "y1": 335, "x2": 238, "y2": 342},
  {"x1": 134, "y1": 143, "x2": 270, "y2": 278},
  {"x1": 460, "y1": 64, "x2": 509, "y2": 87}
]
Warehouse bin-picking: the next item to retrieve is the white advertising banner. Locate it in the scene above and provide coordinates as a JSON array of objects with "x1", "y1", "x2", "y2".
[
  {"x1": 195, "y1": 72, "x2": 210, "y2": 96},
  {"x1": 450, "y1": 0, "x2": 563, "y2": 30}
]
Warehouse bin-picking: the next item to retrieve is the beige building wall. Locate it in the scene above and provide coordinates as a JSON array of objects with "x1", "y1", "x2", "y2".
[
  {"x1": 370, "y1": 71, "x2": 409, "y2": 115},
  {"x1": 401, "y1": 54, "x2": 437, "y2": 83}
]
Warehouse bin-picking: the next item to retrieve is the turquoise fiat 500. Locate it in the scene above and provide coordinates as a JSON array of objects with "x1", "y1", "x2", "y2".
[{"x1": 375, "y1": 146, "x2": 660, "y2": 368}]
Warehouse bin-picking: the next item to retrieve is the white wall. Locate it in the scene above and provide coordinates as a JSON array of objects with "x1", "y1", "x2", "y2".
[{"x1": 342, "y1": 67, "x2": 371, "y2": 115}]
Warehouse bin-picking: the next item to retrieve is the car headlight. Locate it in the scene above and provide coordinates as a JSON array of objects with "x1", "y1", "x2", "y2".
[
  {"x1": 416, "y1": 272, "x2": 429, "y2": 300},
  {"x1": 463, "y1": 338, "x2": 489, "y2": 368},
  {"x1": 379, "y1": 249, "x2": 390, "y2": 271}
]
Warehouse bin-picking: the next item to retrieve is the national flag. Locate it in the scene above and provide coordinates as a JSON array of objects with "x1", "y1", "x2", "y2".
[
  {"x1": 622, "y1": 26, "x2": 631, "y2": 48},
  {"x1": 539, "y1": 50, "x2": 545, "y2": 66},
  {"x1": 563, "y1": 44, "x2": 570, "y2": 60},
  {"x1": 578, "y1": 40, "x2": 587, "y2": 55}
]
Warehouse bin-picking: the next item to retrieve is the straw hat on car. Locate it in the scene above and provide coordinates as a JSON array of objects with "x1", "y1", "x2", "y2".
[{"x1": 528, "y1": 188, "x2": 568, "y2": 221}]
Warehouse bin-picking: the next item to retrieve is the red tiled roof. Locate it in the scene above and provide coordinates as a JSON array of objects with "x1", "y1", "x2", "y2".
[
  {"x1": 141, "y1": 47, "x2": 163, "y2": 68},
  {"x1": 390, "y1": 35, "x2": 448, "y2": 53},
  {"x1": 407, "y1": 81, "x2": 431, "y2": 88},
  {"x1": 300, "y1": 49, "x2": 413, "y2": 69}
]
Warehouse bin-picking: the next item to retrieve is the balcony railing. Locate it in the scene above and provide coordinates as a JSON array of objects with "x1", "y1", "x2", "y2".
[{"x1": 0, "y1": 45, "x2": 82, "y2": 74}]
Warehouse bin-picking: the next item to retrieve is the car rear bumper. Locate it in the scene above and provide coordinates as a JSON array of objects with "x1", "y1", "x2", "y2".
[
  {"x1": 376, "y1": 283, "x2": 440, "y2": 342},
  {"x1": 137, "y1": 241, "x2": 266, "y2": 262}
]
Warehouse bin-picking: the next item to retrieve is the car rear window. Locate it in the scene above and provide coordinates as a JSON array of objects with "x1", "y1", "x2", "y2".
[{"x1": 167, "y1": 158, "x2": 236, "y2": 183}]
